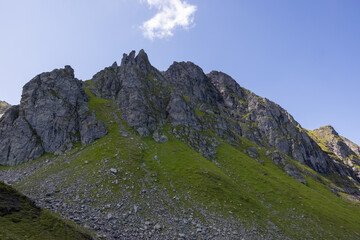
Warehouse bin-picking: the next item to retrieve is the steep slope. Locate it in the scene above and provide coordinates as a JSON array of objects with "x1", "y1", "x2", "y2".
[
  {"x1": 1, "y1": 91, "x2": 360, "y2": 239},
  {"x1": 89, "y1": 50, "x2": 358, "y2": 187},
  {"x1": 206, "y1": 71, "x2": 330, "y2": 174},
  {"x1": 0, "y1": 66, "x2": 107, "y2": 166},
  {"x1": 0, "y1": 180, "x2": 93, "y2": 239},
  {"x1": 0, "y1": 100, "x2": 10, "y2": 118}
]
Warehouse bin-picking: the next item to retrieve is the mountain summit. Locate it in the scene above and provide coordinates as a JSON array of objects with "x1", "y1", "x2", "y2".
[
  {"x1": 0, "y1": 66, "x2": 107, "y2": 166},
  {"x1": 0, "y1": 50, "x2": 360, "y2": 239},
  {"x1": 309, "y1": 125, "x2": 360, "y2": 179}
]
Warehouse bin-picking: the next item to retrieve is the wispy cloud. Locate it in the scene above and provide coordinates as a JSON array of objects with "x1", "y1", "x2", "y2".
[{"x1": 141, "y1": 0, "x2": 197, "y2": 40}]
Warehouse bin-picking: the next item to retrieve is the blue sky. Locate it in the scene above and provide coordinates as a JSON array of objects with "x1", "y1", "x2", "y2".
[{"x1": 1, "y1": 0, "x2": 359, "y2": 144}]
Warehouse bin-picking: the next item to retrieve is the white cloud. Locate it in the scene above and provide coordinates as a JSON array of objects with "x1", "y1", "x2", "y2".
[{"x1": 141, "y1": 0, "x2": 197, "y2": 40}]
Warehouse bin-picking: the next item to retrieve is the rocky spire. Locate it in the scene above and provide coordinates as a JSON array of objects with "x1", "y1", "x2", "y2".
[
  {"x1": 313, "y1": 125, "x2": 360, "y2": 160},
  {"x1": 0, "y1": 66, "x2": 107, "y2": 166}
]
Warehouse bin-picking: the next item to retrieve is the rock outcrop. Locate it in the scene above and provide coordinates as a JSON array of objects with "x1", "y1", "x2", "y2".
[
  {"x1": 313, "y1": 126, "x2": 359, "y2": 159},
  {"x1": 311, "y1": 125, "x2": 360, "y2": 179},
  {"x1": 88, "y1": 50, "x2": 358, "y2": 181},
  {"x1": 2, "y1": 49, "x2": 359, "y2": 188},
  {"x1": 91, "y1": 50, "x2": 169, "y2": 137},
  {"x1": 0, "y1": 101, "x2": 10, "y2": 118},
  {"x1": 0, "y1": 66, "x2": 107, "y2": 166},
  {"x1": 207, "y1": 71, "x2": 330, "y2": 173}
]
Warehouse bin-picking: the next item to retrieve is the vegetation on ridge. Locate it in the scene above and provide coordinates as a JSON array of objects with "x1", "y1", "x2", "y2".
[{"x1": 0, "y1": 101, "x2": 10, "y2": 117}]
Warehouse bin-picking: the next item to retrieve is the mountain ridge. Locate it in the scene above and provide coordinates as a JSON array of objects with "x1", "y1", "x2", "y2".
[
  {"x1": 308, "y1": 125, "x2": 360, "y2": 180},
  {"x1": 0, "y1": 66, "x2": 107, "y2": 166},
  {"x1": 88, "y1": 50, "x2": 359, "y2": 188},
  {"x1": 0, "y1": 50, "x2": 360, "y2": 239},
  {"x1": 1, "y1": 50, "x2": 359, "y2": 190}
]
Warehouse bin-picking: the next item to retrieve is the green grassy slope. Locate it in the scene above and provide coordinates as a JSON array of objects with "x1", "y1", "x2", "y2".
[
  {"x1": 0, "y1": 181, "x2": 93, "y2": 240},
  {"x1": 2, "y1": 89, "x2": 360, "y2": 239}
]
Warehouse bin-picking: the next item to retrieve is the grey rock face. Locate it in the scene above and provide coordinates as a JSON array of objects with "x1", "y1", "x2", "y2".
[
  {"x1": 91, "y1": 62, "x2": 120, "y2": 100},
  {"x1": 163, "y1": 62, "x2": 221, "y2": 107},
  {"x1": 343, "y1": 138, "x2": 360, "y2": 157},
  {"x1": 283, "y1": 164, "x2": 306, "y2": 185},
  {"x1": 207, "y1": 71, "x2": 330, "y2": 174},
  {"x1": 152, "y1": 129, "x2": 168, "y2": 143},
  {"x1": 163, "y1": 62, "x2": 223, "y2": 131},
  {"x1": 166, "y1": 93, "x2": 199, "y2": 129},
  {"x1": 0, "y1": 106, "x2": 44, "y2": 166},
  {"x1": 312, "y1": 125, "x2": 360, "y2": 180},
  {"x1": 88, "y1": 50, "x2": 357, "y2": 183},
  {"x1": 247, "y1": 147, "x2": 259, "y2": 159},
  {"x1": 0, "y1": 66, "x2": 107, "y2": 166},
  {"x1": 313, "y1": 126, "x2": 359, "y2": 159},
  {"x1": 91, "y1": 50, "x2": 169, "y2": 137}
]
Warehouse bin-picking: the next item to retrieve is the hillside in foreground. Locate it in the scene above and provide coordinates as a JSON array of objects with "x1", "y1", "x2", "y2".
[
  {"x1": 0, "y1": 50, "x2": 359, "y2": 239},
  {"x1": 0, "y1": 180, "x2": 93, "y2": 239}
]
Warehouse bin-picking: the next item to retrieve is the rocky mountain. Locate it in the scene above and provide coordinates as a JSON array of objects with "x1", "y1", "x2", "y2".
[
  {"x1": 0, "y1": 66, "x2": 107, "y2": 166},
  {"x1": 0, "y1": 50, "x2": 360, "y2": 239},
  {"x1": 308, "y1": 125, "x2": 360, "y2": 179},
  {"x1": 0, "y1": 100, "x2": 10, "y2": 118},
  {"x1": 89, "y1": 50, "x2": 358, "y2": 186}
]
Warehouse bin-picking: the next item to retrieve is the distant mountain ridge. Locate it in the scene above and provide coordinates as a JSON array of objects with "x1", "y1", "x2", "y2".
[
  {"x1": 0, "y1": 101, "x2": 10, "y2": 118},
  {"x1": 308, "y1": 125, "x2": 360, "y2": 179}
]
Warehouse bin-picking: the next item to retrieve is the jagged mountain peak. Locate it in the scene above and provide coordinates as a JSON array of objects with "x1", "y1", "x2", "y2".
[
  {"x1": 121, "y1": 50, "x2": 136, "y2": 65},
  {"x1": 314, "y1": 125, "x2": 339, "y2": 136},
  {"x1": 308, "y1": 125, "x2": 360, "y2": 179},
  {"x1": 39, "y1": 65, "x2": 75, "y2": 80},
  {"x1": 0, "y1": 65, "x2": 107, "y2": 166},
  {"x1": 164, "y1": 61, "x2": 221, "y2": 107},
  {"x1": 21, "y1": 65, "x2": 79, "y2": 107},
  {"x1": 207, "y1": 70, "x2": 245, "y2": 102},
  {"x1": 120, "y1": 49, "x2": 151, "y2": 71},
  {"x1": 111, "y1": 61, "x2": 118, "y2": 69},
  {"x1": 313, "y1": 125, "x2": 360, "y2": 157},
  {"x1": 166, "y1": 61, "x2": 205, "y2": 76}
]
